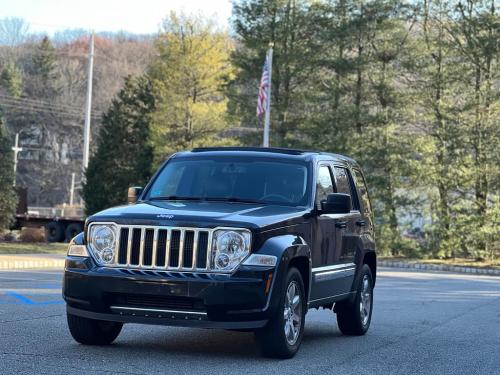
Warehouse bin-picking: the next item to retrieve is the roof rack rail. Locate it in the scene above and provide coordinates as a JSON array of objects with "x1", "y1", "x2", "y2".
[{"x1": 191, "y1": 147, "x2": 316, "y2": 155}]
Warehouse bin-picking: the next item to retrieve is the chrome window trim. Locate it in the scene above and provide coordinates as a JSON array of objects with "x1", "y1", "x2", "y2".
[{"x1": 319, "y1": 211, "x2": 361, "y2": 219}]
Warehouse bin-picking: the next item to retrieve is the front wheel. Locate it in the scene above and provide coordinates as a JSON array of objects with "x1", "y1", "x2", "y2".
[
  {"x1": 67, "y1": 313, "x2": 123, "y2": 345},
  {"x1": 255, "y1": 267, "x2": 306, "y2": 359},
  {"x1": 336, "y1": 264, "x2": 373, "y2": 335}
]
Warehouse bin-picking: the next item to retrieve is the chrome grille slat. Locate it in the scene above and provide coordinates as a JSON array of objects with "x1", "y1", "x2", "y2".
[
  {"x1": 113, "y1": 225, "x2": 212, "y2": 272},
  {"x1": 126, "y1": 228, "x2": 133, "y2": 266},
  {"x1": 138, "y1": 228, "x2": 145, "y2": 267},
  {"x1": 206, "y1": 231, "x2": 213, "y2": 271},
  {"x1": 151, "y1": 228, "x2": 159, "y2": 268},
  {"x1": 114, "y1": 227, "x2": 122, "y2": 264},
  {"x1": 192, "y1": 231, "x2": 199, "y2": 270},
  {"x1": 165, "y1": 229, "x2": 171, "y2": 268},
  {"x1": 178, "y1": 231, "x2": 185, "y2": 270}
]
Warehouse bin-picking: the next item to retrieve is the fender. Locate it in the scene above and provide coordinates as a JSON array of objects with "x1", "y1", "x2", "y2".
[
  {"x1": 71, "y1": 232, "x2": 85, "y2": 245},
  {"x1": 252, "y1": 234, "x2": 311, "y2": 313},
  {"x1": 347, "y1": 239, "x2": 376, "y2": 304}
]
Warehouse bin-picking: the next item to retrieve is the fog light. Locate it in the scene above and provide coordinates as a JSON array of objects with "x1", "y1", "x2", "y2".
[{"x1": 216, "y1": 253, "x2": 230, "y2": 269}]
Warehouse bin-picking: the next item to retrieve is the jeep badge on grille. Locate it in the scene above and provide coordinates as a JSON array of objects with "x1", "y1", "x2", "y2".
[{"x1": 157, "y1": 214, "x2": 174, "y2": 219}]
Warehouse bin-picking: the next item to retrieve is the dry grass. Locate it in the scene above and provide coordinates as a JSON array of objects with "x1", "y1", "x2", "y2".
[
  {"x1": 0, "y1": 242, "x2": 67, "y2": 254},
  {"x1": 380, "y1": 256, "x2": 500, "y2": 270}
]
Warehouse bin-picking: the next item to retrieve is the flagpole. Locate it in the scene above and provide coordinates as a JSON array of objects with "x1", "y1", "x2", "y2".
[{"x1": 263, "y1": 42, "x2": 273, "y2": 147}]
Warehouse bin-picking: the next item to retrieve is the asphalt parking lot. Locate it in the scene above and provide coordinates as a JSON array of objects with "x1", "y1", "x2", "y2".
[{"x1": 0, "y1": 268, "x2": 499, "y2": 375}]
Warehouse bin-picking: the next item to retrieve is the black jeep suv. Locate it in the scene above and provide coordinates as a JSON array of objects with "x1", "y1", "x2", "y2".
[{"x1": 63, "y1": 147, "x2": 376, "y2": 358}]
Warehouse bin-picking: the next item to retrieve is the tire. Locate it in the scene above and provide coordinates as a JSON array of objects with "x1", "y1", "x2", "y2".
[
  {"x1": 67, "y1": 313, "x2": 123, "y2": 345},
  {"x1": 336, "y1": 264, "x2": 373, "y2": 335},
  {"x1": 45, "y1": 221, "x2": 65, "y2": 242},
  {"x1": 65, "y1": 223, "x2": 84, "y2": 242},
  {"x1": 255, "y1": 267, "x2": 306, "y2": 359}
]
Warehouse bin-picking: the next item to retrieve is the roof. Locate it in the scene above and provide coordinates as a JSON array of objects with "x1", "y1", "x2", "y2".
[
  {"x1": 191, "y1": 146, "x2": 318, "y2": 155},
  {"x1": 178, "y1": 147, "x2": 358, "y2": 166}
]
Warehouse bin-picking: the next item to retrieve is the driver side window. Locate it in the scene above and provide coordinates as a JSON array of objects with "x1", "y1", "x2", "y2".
[{"x1": 316, "y1": 165, "x2": 334, "y2": 207}]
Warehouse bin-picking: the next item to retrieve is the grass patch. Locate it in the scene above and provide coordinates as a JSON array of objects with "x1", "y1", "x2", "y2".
[
  {"x1": 379, "y1": 256, "x2": 500, "y2": 270},
  {"x1": 0, "y1": 242, "x2": 67, "y2": 254}
]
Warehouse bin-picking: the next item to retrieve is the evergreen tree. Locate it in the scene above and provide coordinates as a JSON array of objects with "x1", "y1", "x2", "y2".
[
  {"x1": 82, "y1": 75, "x2": 155, "y2": 215},
  {"x1": 149, "y1": 12, "x2": 237, "y2": 164},
  {"x1": 31, "y1": 35, "x2": 59, "y2": 96},
  {"x1": 0, "y1": 111, "x2": 18, "y2": 229},
  {"x1": 229, "y1": 0, "x2": 320, "y2": 146},
  {"x1": 0, "y1": 62, "x2": 23, "y2": 98},
  {"x1": 32, "y1": 36, "x2": 57, "y2": 82}
]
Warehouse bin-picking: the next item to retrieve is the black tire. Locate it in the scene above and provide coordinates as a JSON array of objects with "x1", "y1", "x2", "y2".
[
  {"x1": 336, "y1": 264, "x2": 373, "y2": 335},
  {"x1": 45, "y1": 221, "x2": 65, "y2": 242},
  {"x1": 67, "y1": 313, "x2": 123, "y2": 345},
  {"x1": 255, "y1": 267, "x2": 306, "y2": 359},
  {"x1": 65, "y1": 223, "x2": 84, "y2": 242}
]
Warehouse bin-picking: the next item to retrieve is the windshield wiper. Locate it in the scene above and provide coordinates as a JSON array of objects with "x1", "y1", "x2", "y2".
[
  {"x1": 203, "y1": 197, "x2": 263, "y2": 204},
  {"x1": 149, "y1": 196, "x2": 203, "y2": 201}
]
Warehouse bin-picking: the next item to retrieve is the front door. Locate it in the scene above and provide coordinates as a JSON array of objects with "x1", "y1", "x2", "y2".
[
  {"x1": 332, "y1": 166, "x2": 362, "y2": 265},
  {"x1": 310, "y1": 164, "x2": 353, "y2": 302},
  {"x1": 310, "y1": 164, "x2": 360, "y2": 304}
]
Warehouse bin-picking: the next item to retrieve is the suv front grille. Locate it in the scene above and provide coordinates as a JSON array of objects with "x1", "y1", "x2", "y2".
[{"x1": 112, "y1": 225, "x2": 212, "y2": 271}]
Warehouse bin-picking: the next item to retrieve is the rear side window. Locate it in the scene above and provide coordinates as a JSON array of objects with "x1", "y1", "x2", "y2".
[
  {"x1": 333, "y1": 166, "x2": 360, "y2": 211},
  {"x1": 352, "y1": 169, "x2": 371, "y2": 214},
  {"x1": 316, "y1": 165, "x2": 334, "y2": 205},
  {"x1": 333, "y1": 167, "x2": 350, "y2": 195}
]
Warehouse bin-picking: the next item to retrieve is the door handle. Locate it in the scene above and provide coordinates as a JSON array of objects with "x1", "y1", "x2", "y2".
[
  {"x1": 356, "y1": 220, "x2": 366, "y2": 227},
  {"x1": 335, "y1": 221, "x2": 348, "y2": 229}
]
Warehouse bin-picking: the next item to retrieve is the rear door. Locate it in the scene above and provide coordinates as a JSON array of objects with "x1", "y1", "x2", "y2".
[
  {"x1": 351, "y1": 168, "x2": 374, "y2": 235},
  {"x1": 332, "y1": 165, "x2": 362, "y2": 265}
]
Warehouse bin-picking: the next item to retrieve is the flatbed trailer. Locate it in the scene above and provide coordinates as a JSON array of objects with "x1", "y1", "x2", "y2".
[
  {"x1": 13, "y1": 189, "x2": 85, "y2": 242},
  {"x1": 14, "y1": 213, "x2": 85, "y2": 242}
]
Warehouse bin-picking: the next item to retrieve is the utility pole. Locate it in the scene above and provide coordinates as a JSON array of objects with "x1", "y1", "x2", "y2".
[
  {"x1": 69, "y1": 172, "x2": 76, "y2": 206},
  {"x1": 263, "y1": 42, "x2": 273, "y2": 148},
  {"x1": 82, "y1": 32, "x2": 94, "y2": 175},
  {"x1": 11, "y1": 132, "x2": 22, "y2": 186}
]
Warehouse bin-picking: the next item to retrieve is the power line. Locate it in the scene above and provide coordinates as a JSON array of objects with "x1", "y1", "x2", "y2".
[
  {"x1": 0, "y1": 100, "x2": 100, "y2": 121},
  {"x1": 0, "y1": 95, "x2": 101, "y2": 120},
  {"x1": 0, "y1": 94, "x2": 89, "y2": 114},
  {"x1": 0, "y1": 102, "x2": 100, "y2": 123}
]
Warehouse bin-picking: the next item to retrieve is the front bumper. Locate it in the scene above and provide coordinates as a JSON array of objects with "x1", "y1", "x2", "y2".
[{"x1": 63, "y1": 257, "x2": 276, "y2": 330}]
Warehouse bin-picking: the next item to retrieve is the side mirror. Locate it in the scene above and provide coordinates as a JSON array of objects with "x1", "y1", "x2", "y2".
[
  {"x1": 127, "y1": 186, "x2": 143, "y2": 204},
  {"x1": 321, "y1": 193, "x2": 351, "y2": 214}
]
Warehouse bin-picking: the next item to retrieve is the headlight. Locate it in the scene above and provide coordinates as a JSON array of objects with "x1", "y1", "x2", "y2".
[
  {"x1": 88, "y1": 224, "x2": 117, "y2": 264},
  {"x1": 211, "y1": 229, "x2": 251, "y2": 272}
]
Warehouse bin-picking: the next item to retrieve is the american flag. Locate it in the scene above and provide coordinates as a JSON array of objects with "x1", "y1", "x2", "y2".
[{"x1": 256, "y1": 52, "x2": 270, "y2": 117}]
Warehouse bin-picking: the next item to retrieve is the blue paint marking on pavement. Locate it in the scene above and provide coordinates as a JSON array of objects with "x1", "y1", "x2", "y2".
[
  {"x1": 6, "y1": 291, "x2": 34, "y2": 304},
  {"x1": 3, "y1": 291, "x2": 64, "y2": 305}
]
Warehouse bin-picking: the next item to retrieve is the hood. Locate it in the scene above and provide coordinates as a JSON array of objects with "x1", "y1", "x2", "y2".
[{"x1": 88, "y1": 200, "x2": 310, "y2": 230}]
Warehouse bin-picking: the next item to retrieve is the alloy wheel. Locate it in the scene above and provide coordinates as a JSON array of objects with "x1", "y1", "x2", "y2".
[
  {"x1": 359, "y1": 274, "x2": 372, "y2": 326},
  {"x1": 283, "y1": 281, "x2": 302, "y2": 345}
]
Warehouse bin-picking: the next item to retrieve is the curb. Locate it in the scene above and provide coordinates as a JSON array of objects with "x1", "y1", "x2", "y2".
[
  {"x1": 378, "y1": 260, "x2": 500, "y2": 276},
  {"x1": 0, "y1": 259, "x2": 65, "y2": 270}
]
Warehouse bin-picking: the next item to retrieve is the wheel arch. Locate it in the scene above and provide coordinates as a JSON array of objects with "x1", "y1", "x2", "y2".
[
  {"x1": 255, "y1": 234, "x2": 311, "y2": 311},
  {"x1": 288, "y1": 256, "x2": 311, "y2": 303},
  {"x1": 363, "y1": 251, "x2": 377, "y2": 287}
]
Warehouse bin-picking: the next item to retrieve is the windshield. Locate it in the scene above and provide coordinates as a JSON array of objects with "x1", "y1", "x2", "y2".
[{"x1": 146, "y1": 156, "x2": 311, "y2": 207}]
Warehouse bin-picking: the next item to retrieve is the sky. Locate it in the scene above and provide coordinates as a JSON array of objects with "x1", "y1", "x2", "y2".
[{"x1": 0, "y1": 0, "x2": 233, "y2": 35}]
